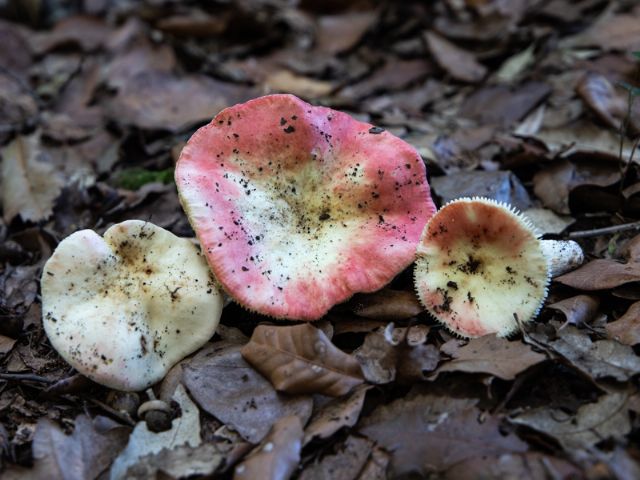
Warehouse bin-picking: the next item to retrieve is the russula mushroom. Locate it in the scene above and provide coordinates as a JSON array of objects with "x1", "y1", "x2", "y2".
[
  {"x1": 414, "y1": 197, "x2": 583, "y2": 338},
  {"x1": 41, "y1": 220, "x2": 223, "y2": 391},
  {"x1": 176, "y1": 94, "x2": 435, "y2": 320}
]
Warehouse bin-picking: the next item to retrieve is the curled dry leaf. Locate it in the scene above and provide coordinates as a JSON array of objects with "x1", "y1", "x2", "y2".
[
  {"x1": 530, "y1": 326, "x2": 640, "y2": 381},
  {"x1": 303, "y1": 385, "x2": 371, "y2": 445},
  {"x1": 233, "y1": 415, "x2": 303, "y2": 480},
  {"x1": 360, "y1": 394, "x2": 527, "y2": 476},
  {"x1": 555, "y1": 259, "x2": 640, "y2": 291},
  {"x1": 241, "y1": 324, "x2": 364, "y2": 397},
  {"x1": 547, "y1": 295, "x2": 601, "y2": 327},
  {"x1": 353, "y1": 330, "x2": 397, "y2": 384},
  {"x1": 349, "y1": 289, "x2": 423, "y2": 320},
  {"x1": 606, "y1": 301, "x2": 640, "y2": 346},
  {"x1": 510, "y1": 392, "x2": 631, "y2": 451},
  {"x1": 437, "y1": 336, "x2": 546, "y2": 381},
  {"x1": 1, "y1": 134, "x2": 64, "y2": 223},
  {"x1": 183, "y1": 342, "x2": 312, "y2": 444},
  {"x1": 576, "y1": 72, "x2": 633, "y2": 132}
]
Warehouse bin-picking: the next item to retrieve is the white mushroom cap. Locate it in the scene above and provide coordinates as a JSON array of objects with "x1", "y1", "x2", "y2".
[
  {"x1": 414, "y1": 198, "x2": 550, "y2": 338},
  {"x1": 41, "y1": 220, "x2": 223, "y2": 391}
]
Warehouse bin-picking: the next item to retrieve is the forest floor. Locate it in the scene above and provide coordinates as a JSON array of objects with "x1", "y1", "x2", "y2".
[{"x1": 2, "y1": 0, "x2": 640, "y2": 478}]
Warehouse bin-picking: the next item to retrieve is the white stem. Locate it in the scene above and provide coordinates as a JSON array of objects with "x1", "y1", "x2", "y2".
[{"x1": 540, "y1": 240, "x2": 584, "y2": 277}]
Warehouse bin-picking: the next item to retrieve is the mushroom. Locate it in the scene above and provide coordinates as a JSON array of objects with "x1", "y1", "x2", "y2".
[
  {"x1": 175, "y1": 94, "x2": 436, "y2": 320},
  {"x1": 414, "y1": 197, "x2": 583, "y2": 338},
  {"x1": 41, "y1": 220, "x2": 223, "y2": 391}
]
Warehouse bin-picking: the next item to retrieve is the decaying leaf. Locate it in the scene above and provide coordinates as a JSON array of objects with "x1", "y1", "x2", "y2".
[
  {"x1": 299, "y1": 435, "x2": 375, "y2": 480},
  {"x1": 183, "y1": 342, "x2": 312, "y2": 444},
  {"x1": 241, "y1": 324, "x2": 364, "y2": 397},
  {"x1": 530, "y1": 326, "x2": 640, "y2": 381},
  {"x1": 359, "y1": 394, "x2": 527, "y2": 476},
  {"x1": 1, "y1": 134, "x2": 63, "y2": 222},
  {"x1": 233, "y1": 415, "x2": 303, "y2": 480},
  {"x1": 4, "y1": 415, "x2": 129, "y2": 480},
  {"x1": 436, "y1": 335, "x2": 546, "y2": 381},
  {"x1": 510, "y1": 392, "x2": 631, "y2": 451},
  {"x1": 424, "y1": 31, "x2": 486, "y2": 84},
  {"x1": 353, "y1": 330, "x2": 397, "y2": 384},
  {"x1": 547, "y1": 295, "x2": 601, "y2": 327},
  {"x1": 606, "y1": 301, "x2": 640, "y2": 346},
  {"x1": 303, "y1": 385, "x2": 371, "y2": 445},
  {"x1": 110, "y1": 385, "x2": 200, "y2": 480},
  {"x1": 555, "y1": 259, "x2": 640, "y2": 290}
]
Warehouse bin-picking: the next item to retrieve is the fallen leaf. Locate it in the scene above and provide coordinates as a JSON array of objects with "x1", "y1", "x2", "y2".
[
  {"x1": 547, "y1": 295, "x2": 601, "y2": 326},
  {"x1": 106, "y1": 71, "x2": 251, "y2": 132},
  {"x1": 436, "y1": 336, "x2": 546, "y2": 381},
  {"x1": 315, "y1": 11, "x2": 378, "y2": 54},
  {"x1": 183, "y1": 342, "x2": 312, "y2": 443},
  {"x1": 109, "y1": 385, "x2": 201, "y2": 480},
  {"x1": 241, "y1": 324, "x2": 364, "y2": 397},
  {"x1": 495, "y1": 44, "x2": 536, "y2": 83},
  {"x1": 1, "y1": 134, "x2": 64, "y2": 222},
  {"x1": 104, "y1": 40, "x2": 176, "y2": 89},
  {"x1": 459, "y1": 82, "x2": 551, "y2": 127},
  {"x1": 443, "y1": 451, "x2": 582, "y2": 480},
  {"x1": 510, "y1": 392, "x2": 631, "y2": 451},
  {"x1": 563, "y1": 12, "x2": 640, "y2": 51},
  {"x1": 576, "y1": 72, "x2": 633, "y2": 131},
  {"x1": 233, "y1": 415, "x2": 303, "y2": 480},
  {"x1": 555, "y1": 259, "x2": 640, "y2": 290},
  {"x1": 360, "y1": 394, "x2": 527, "y2": 476},
  {"x1": 264, "y1": 70, "x2": 334, "y2": 100},
  {"x1": 30, "y1": 15, "x2": 111, "y2": 53},
  {"x1": 522, "y1": 207, "x2": 574, "y2": 235},
  {"x1": 606, "y1": 301, "x2": 640, "y2": 346},
  {"x1": 353, "y1": 330, "x2": 397, "y2": 384},
  {"x1": 4, "y1": 415, "x2": 129, "y2": 480},
  {"x1": 299, "y1": 435, "x2": 374, "y2": 480},
  {"x1": 424, "y1": 31, "x2": 487, "y2": 83},
  {"x1": 355, "y1": 447, "x2": 389, "y2": 480},
  {"x1": 530, "y1": 326, "x2": 640, "y2": 381},
  {"x1": 0, "y1": 335, "x2": 17, "y2": 356},
  {"x1": 348, "y1": 289, "x2": 423, "y2": 320},
  {"x1": 431, "y1": 170, "x2": 533, "y2": 211},
  {"x1": 303, "y1": 385, "x2": 370, "y2": 445},
  {"x1": 396, "y1": 343, "x2": 440, "y2": 383}
]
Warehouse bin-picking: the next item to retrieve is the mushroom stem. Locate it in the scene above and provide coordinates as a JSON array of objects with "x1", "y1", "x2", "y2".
[{"x1": 540, "y1": 239, "x2": 584, "y2": 277}]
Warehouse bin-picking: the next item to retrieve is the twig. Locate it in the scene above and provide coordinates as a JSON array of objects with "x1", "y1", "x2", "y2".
[
  {"x1": 87, "y1": 397, "x2": 136, "y2": 427},
  {"x1": 0, "y1": 373, "x2": 55, "y2": 384},
  {"x1": 567, "y1": 220, "x2": 640, "y2": 239}
]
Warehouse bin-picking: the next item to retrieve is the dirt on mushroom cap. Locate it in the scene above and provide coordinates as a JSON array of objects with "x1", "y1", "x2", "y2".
[
  {"x1": 41, "y1": 220, "x2": 223, "y2": 391},
  {"x1": 414, "y1": 197, "x2": 549, "y2": 338},
  {"x1": 176, "y1": 94, "x2": 435, "y2": 320}
]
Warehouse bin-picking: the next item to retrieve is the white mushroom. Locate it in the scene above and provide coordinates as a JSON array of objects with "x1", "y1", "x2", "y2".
[{"x1": 41, "y1": 220, "x2": 223, "y2": 391}]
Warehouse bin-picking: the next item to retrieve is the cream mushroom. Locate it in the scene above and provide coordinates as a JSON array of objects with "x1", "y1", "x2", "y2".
[
  {"x1": 414, "y1": 197, "x2": 582, "y2": 338},
  {"x1": 41, "y1": 220, "x2": 223, "y2": 391}
]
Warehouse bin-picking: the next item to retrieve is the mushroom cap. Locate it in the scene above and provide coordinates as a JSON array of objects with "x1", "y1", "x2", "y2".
[
  {"x1": 41, "y1": 220, "x2": 223, "y2": 391},
  {"x1": 414, "y1": 197, "x2": 549, "y2": 338},
  {"x1": 176, "y1": 94, "x2": 435, "y2": 320}
]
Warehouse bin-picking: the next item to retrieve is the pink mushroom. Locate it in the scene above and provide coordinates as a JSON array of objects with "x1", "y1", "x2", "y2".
[{"x1": 176, "y1": 94, "x2": 435, "y2": 320}]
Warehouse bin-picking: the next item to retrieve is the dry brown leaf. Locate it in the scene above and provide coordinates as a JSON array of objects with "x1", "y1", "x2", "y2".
[
  {"x1": 241, "y1": 324, "x2": 364, "y2": 397},
  {"x1": 436, "y1": 336, "x2": 546, "y2": 380},
  {"x1": 555, "y1": 259, "x2": 640, "y2": 290},
  {"x1": 299, "y1": 435, "x2": 374, "y2": 480},
  {"x1": 606, "y1": 301, "x2": 640, "y2": 346},
  {"x1": 547, "y1": 295, "x2": 601, "y2": 326},
  {"x1": 353, "y1": 330, "x2": 397, "y2": 384},
  {"x1": 303, "y1": 385, "x2": 371, "y2": 445},
  {"x1": 183, "y1": 342, "x2": 312, "y2": 443},
  {"x1": 576, "y1": 72, "x2": 633, "y2": 131},
  {"x1": 106, "y1": 71, "x2": 251, "y2": 132},
  {"x1": 510, "y1": 392, "x2": 631, "y2": 451},
  {"x1": 396, "y1": 343, "x2": 440, "y2": 383},
  {"x1": 349, "y1": 289, "x2": 423, "y2": 320},
  {"x1": 564, "y1": 12, "x2": 640, "y2": 51},
  {"x1": 360, "y1": 394, "x2": 527, "y2": 476},
  {"x1": 233, "y1": 415, "x2": 303, "y2": 480},
  {"x1": 424, "y1": 31, "x2": 487, "y2": 83},
  {"x1": 530, "y1": 326, "x2": 640, "y2": 381},
  {"x1": 264, "y1": 70, "x2": 334, "y2": 100},
  {"x1": 315, "y1": 11, "x2": 378, "y2": 54},
  {"x1": 30, "y1": 15, "x2": 111, "y2": 53},
  {"x1": 1, "y1": 134, "x2": 64, "y2": 223}
]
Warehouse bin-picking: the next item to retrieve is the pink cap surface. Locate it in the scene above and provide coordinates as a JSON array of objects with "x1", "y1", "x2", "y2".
[{"x1": 176, "y1": 94, "x2": 435, "y2": 320}]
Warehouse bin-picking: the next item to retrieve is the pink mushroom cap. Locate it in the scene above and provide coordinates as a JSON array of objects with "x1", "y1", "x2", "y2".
[{"x1": 176, "y1": 94, "x2": 435, "y2": 320}]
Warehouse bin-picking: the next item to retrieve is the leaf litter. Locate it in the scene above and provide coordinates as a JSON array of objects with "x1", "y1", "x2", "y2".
[{"x1": 3, "y1": 0, "x2": 640, "y2": 478}]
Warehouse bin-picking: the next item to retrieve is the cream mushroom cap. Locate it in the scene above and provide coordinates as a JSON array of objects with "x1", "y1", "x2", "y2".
[
  {"x1": 414, "y1": 197, "x2": 550, "y2": 338},
  {"x1": 41, "y1": 220, "x2": 223, "y2": 391}
]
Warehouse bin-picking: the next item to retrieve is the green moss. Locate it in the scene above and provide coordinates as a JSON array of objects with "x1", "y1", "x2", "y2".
[{"x1": 113, "y1": 167, "x2": 174, "y2": 190}]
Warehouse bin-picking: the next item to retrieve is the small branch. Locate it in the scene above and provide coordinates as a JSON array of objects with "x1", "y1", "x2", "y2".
[{"x1": 568, "y1": 221, "x2": 640, "y2": 239}]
